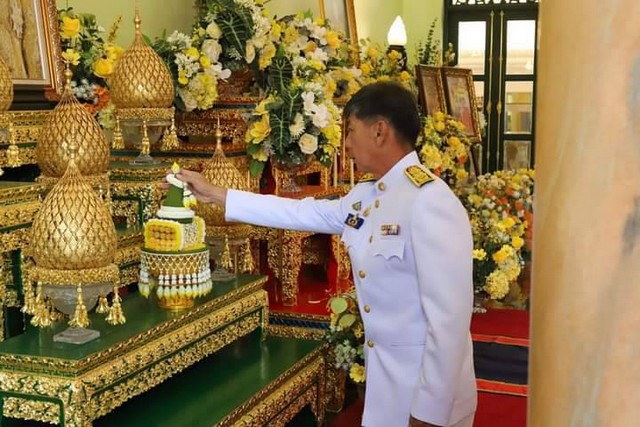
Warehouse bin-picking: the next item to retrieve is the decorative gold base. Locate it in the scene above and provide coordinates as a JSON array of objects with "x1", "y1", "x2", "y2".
[{"x1": 157, "y1": 295, "x2": 195, "y2": 310}]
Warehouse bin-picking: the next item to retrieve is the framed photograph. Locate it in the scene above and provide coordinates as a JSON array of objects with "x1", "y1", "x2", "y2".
[
  {"x1": 0, "y1": 0, "x2": 64, "y2": 95},
  {"x1": 318, "y1": 0, "x2": 358, "y2": 50},
  {"x1": 415, "y1": 65, "x2": 447, "y2": 116},
  {"x1": 503, "y1": 140, "x2": 531, "y2": 170},
  {"x1": 442, "y1": 67, "x2": 481, "y2": 142}
]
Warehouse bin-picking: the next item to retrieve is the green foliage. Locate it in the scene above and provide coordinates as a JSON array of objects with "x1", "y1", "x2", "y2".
[{"x1": 416, "y1": 18, "x2": 440, "y2": 66}]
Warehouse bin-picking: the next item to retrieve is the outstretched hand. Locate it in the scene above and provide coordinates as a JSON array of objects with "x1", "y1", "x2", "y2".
[{"x1": 159, "y1": 168, "x2": 227, "y2": 206}]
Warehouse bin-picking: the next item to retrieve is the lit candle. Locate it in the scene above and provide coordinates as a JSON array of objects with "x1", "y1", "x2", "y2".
[{"x1": 350, "y1": 159, "x2": 355, "y2": 188}]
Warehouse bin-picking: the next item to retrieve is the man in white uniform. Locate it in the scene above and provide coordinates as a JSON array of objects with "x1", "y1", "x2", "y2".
[{"x1": 175, "y1": 82, "x2": 477, "y2": 427}]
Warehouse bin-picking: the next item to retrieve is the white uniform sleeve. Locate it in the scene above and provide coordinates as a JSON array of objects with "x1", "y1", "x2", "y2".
[
  {"x1": 225, "y1": 189, "x2": 347, "y2": 235},
  {"x1": 409, "y1": 182, "x2": 474, "y2": 425}
]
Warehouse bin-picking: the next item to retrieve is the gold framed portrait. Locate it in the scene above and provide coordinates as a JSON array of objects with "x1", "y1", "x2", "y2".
[
  {"x1": 318, "y1": 0, "x2": 358, "y2": 51},
  {"x1": 442, "y1": 67, "x2": 481, "y2": 142},
  {"x1": 415, "y1": 64, "x2": 447, "y2": 116},
  {"x1": 0, "y1": 0, "x2": 64, "y2": 95}
]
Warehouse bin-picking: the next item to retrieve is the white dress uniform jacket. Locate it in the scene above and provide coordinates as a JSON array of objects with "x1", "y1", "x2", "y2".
[{"x1": 225, "y1": 151, "x2": 476, "y2": 427}]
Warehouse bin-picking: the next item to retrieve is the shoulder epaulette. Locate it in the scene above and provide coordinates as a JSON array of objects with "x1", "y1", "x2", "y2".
[
  {"x1": 358, "y1": 173, "x2": 376, "y2": 183},
  {"x1": 404, "y1": 165, "x2": 435, "y2": 187}
]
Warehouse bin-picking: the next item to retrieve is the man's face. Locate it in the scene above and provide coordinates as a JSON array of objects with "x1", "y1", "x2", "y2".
[{"x1": 344, "y1": 114, "x2": 378, "y2": 173}]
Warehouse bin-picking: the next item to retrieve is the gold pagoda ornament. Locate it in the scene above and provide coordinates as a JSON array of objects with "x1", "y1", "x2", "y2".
[
  {"x1": 0, "y1": 53, "x2": 16, "y2": 175},
  {"x1": 196, "y1": 120, "x2": 254, "y2": 278},
  {"x1": 36, "y1": 67, "x2": 110, "y2": 197},
  {"x1": 25, "y1": 140, "x2": 124, "y2": 343},
  {"x1": 110, "y1": 10, "x2": 178, "y2": 163}
]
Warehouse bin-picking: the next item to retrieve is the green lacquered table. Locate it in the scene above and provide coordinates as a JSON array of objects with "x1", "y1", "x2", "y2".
[
  {"x1": 0, "y1": 275, "x2": 268, "y2": 427},
  {"x1": 94, "y1": 331, "x2": 326, "y2": 427}
]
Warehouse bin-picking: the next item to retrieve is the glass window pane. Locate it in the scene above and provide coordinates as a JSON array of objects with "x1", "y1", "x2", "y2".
[
  {"x1": 503, "y1": 140, "x2": 531, "y2": 170},
  {"x1": 504, "y1": 81, "x2": 533, "y2": 134},
  {"x1": 506, "y1": 20, "x2": 535, "y2": 75},
  {"x1": 473, "y1": 81, "x2": 484, "y2": 112},
  {"x1": 458, "y1": 21, "x2": 486, "y2": 75}
]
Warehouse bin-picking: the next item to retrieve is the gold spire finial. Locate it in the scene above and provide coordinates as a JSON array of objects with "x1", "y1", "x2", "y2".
[
  {"x1": 64, "y1": 65, "x2": 73, "y2": 90},
  {"x1": 134, "y1": 8, "x2": 142, "y2": 36},
  {"x1": 215, "y1": 116, "x2": 223, "y2": 151}
]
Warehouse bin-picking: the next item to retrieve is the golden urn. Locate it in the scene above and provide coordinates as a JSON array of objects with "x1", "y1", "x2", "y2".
[
  {"x1": 37, "y1": 69, "x2": 109, "y2": 179},
  {"x1": 26, "y1": 142, "x2": 124, "y2": 336},
  {"x1": 0, "y1": 54, "x2": 13, "y2": 112},
  {"x1": 109, "y1": 14, "x2": 174, "y2": 108}
]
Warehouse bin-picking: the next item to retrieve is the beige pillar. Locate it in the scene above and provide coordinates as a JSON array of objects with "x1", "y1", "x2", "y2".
[{"x1": 530, "y1": 1, "x2": 640, "y2": 425}]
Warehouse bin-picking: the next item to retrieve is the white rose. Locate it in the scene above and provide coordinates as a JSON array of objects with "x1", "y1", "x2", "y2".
[
  {"x1": 201, "y1": 39, "x2": 222, "y2": 63},
  {"x1": 206, "y1": 22, "x2": 222, "y2": 39},
  {"x1": 298, "y1": 133, "x2": 318, "y2": 155},
  {"x1": 245, "y1": 41, "x2": 256, "y2": 63}
]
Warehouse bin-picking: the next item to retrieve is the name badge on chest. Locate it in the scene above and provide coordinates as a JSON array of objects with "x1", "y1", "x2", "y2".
[{"x1": 345, "y1": 213, "x2": 364, "y2": 229}]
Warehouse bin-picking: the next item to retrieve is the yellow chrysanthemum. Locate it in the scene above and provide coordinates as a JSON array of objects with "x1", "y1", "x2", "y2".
[
  {"x1": 420, "y1": 144, "x2": 443, "y2": 170},
  {"x1": 61, "y1": 49, "x2": 80, "y2": 66},
  {"x1": 349, "y1": 363, "x2": 366, "y2": 383},
  {"x1": 199, "y1": 55, "x2": 211, "y2": 68},
  {"x1": 259, "y1": 42, "x2": 276, "y2": 70},
  {"x1": 178, "y1": 70, "x2": 188, "y2": 86},
  {"x1": 492, "y1": 245, "x2": 515, "y2": 264},
  {"x1": 434, "y1": 111, "x2": 445, "y2": 122},
  {"x1": 359, "y1": 63, "x2": 372, "y2": 76},
  {"x1": 434, "y1": 121, "x2": 445, "y2": 132},
  {"x1": 473, "y1": 248, "x2": 487, "y2": 260},
  {"x1": 326, "y1": 31, "x2": 340, "y2": 49},
  {"x1": 484, "y1": 270, "x2": 510, "y2": 300},
  {"x1": 251, "y1": 145, "x2": 269, "y2": 162},
  {"x1": 185, "y1": 47, "x2": 200, "y2": 59},
  {"x1": 511, "y1": 236, "x2": 524, "y2": 250}
]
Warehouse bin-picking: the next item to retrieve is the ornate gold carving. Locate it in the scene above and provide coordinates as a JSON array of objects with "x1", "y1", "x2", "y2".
[
  {"x1": 118, "y1": 264, "x2": 140, "y2": 287},
  {"x1": 1, "y1": 285, "x2": 269, "y2": 424},
  {"x1": 0, "y1": 183, "x2": 42, "y2": 206},
  {"x1": 116, "y1": 107, "x2": 174, "y2": 121},
  {"x1": 0, "y1": 228, "x2": 31, "y2": 253},
  {"x1": 0, "y1": 201, "x2": 40, "y2": 229},
  {"x1": 110, "y1": 182, "x2": 164, "y2": 224},
  {"x1": 0, "y1": 111, "x2": 49, "y2": 144},
  {"x1": 267, "y1": 324, "x2": 327, "y2": 341},
  {"x1": 325, "y1": 363, "x2": 347, "y2": 413},
  {"x1": 175, "y1": 107, "x2": 255, "y2": 149},
  {"x1": 217, "y1": 345, "x2": 327, "y2": 426}
]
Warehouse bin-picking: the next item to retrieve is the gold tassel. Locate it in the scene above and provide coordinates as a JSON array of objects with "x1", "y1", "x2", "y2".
[
  {"x1": 241, "y1": 239, "x2": 254, "y2": 273},
  {"x1": 220, "y1": 235, "x2": 233, "y2": 271},
  {"x1": 160, "y1": 116, "x2": 179, "y2": 151},
  {"x1": 112, "y1": 116, "x2": 124, "y2": 149},
  {"x1": 69, "y1": 284, "x2": 89, "y2": 328},
  {"x1": 106, "y1": 285, "x2": 126, "y2": 325},
  {"x1": 5, "y1": 122, "x2": 21, "y2": 167},
  {"x1": 21, "y1": 279, "x2": 36, "y2": 315},
  {"x1": 141, "y1": 119, "x2": 150, "y2": 155},
  {"x1": 95, "y1": 295, "x2": 109, "y2": 314},
  {"x1": 30, "y1": 282, "x2": 52, "y2": 327},
  {"x1": 47, "y1": 298, "x2": 64, "y2": 322}
]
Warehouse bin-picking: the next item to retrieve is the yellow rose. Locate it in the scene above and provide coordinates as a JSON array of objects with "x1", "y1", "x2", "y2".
[
  {"x1": 359, "y1": 63, "x2": 372, "y2": 76},
  {"x1": 448, "y1": 136, "x2": 461, "y2": 147},
  {"x1": 246, "y1": 115, "x2": 271, "y2": 143},
  {"x1": 387, "y1": 50, "x2": 401, "y2": 61},
  {"x1": 61, "y1": 49, "x2": 80, "y2": 66},
  {"x1": 60, "y1": 16, "x2": 81, "y2": 39},
  {"x1": 93, "y1": 58, "x2": 114, "y2": 78},
  {"x1": 434, "y1": 111, "x2": 445, "y2": 122},
  {"x1": 104, "y1": 44, "x2": 124, "y2": 62},
  {"x1": 511, "y1": 236, "x2": 524, "y2": 250},
  {"x1": 434, "y1": 121, "x2": 445, "y2": 132},
  {"x1": 326, "y1": 31, "x2": 340, "y2": 49},
  {"x1": 400, "y1": 71, "x2": 411, "y2": 82},
  {"x1": 366, "y1": 47, "x2": 378, "y2": 58}
]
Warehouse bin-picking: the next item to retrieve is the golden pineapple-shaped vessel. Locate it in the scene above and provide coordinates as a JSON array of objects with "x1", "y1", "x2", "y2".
[
  {"x1": 26, "y1": 142, "x2": 124, "y2": 333},
  {"x1": 36, "y1": 68, "x2": 109, "y2": 192}
]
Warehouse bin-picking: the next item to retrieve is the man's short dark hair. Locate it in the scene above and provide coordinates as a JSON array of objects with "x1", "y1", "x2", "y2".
[{"x1": 344, "y1": 81, "x2": 421, "y2": 147}]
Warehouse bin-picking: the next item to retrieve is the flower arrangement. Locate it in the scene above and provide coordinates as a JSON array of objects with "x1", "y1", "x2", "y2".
[
  {"x1": 195, "y1": 0, "x2": 276, "y2": 74},
  {"x1": 417, "y1": 112, "x2": 473, "y2": 189},
  {"x1": 245, "y1": 52, "x2": 341, "y2": 176},
  {"x1": 416, "y1": 18, "x2": 440, "y2": 66},
  {"x1": 326, "y1": 291, "x2": 366, "y2": 383},
  {"x1": 460, "y1": 169, "x2": 535, "y2": 301},
  {"x1": 58, "y1": 7, "x2": 122, "y2": 120},
  {"x1": 357, "y1": 40, "x2": 414, "y2": 91},
  {"x1": 153, "y1": 28, "x2": 231, "y2": 111}
]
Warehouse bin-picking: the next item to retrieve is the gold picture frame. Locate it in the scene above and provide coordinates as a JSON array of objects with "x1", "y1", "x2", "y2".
[
  {"x1": 1, "y1": 0, "x2": 64, "y2": 97},
  {"x1": 318, "y1": 0, "x2": 358, "y2": 53},
  {"x1": 415, "y1": 65, "x2": 447, "y2": 116},
  {"x1": 442, "y1": 67, "x2": 481, "y2": 142}
]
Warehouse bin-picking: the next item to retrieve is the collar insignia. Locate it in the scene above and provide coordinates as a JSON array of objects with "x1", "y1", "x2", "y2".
[
  {"x1": 352, "y1": 201, "x2": 362, "y2": 211},
  {"x1": 358, "y1": 173, "x2": 376, "y2": 183}
]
